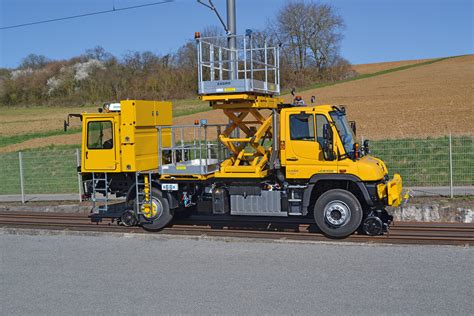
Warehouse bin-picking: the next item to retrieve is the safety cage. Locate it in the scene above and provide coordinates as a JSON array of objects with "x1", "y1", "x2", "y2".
[{"x1": 196, "y1": 32, "x2": 280, "y2": 96}]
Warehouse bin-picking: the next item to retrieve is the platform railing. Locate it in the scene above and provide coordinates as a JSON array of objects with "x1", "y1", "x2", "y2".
[
  {"x1": 196, "y1": 34, "x2": 280, "y2": 95},
  {"x1": 157, "y1": 123, "x2": 229, "y2": 175}
]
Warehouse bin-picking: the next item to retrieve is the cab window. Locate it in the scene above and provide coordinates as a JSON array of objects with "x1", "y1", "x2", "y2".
[
  {"x1": 290, "y1": 114, "x2": 315, "y2": 141},
  {"x1": 87, "y1": 121, "x2": 113, "y2": 149}
]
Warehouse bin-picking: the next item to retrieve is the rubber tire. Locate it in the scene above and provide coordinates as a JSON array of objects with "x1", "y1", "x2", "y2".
[
  {"x1": 141, "y1": 188, "x2": 173, "y2": 232},
  {"x1": 313, "y1": 189, "x2": 363, "y2": 238}
]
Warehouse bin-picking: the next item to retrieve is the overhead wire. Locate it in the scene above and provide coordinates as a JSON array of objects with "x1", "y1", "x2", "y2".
[{"x1": 0, "y1": 0, "x2": 174, "y2": 30}]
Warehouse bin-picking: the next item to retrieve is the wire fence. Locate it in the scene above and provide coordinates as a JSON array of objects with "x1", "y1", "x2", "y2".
[
  {"x1": 0, "y1": 135, "x2": 472, "y2": 202},
  {"x1": 0, "y1": 149, "x2": 80, "y2": 202},
  {"x1": 367, "y1": 135, "x2": 473, "y2": 190}
]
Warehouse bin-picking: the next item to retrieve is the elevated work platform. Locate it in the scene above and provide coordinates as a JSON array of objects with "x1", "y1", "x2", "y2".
[
  {"x1": 196, "y1": 34, "x2": 280, "y2": 96},
  {"x1": 153, "y1": 33, "x2": 283, "y2": 180}
]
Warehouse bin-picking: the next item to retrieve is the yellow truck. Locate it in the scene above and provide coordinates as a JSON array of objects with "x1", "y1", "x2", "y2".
[{"x1": 69, "y1": 33, "x2": 403, "y2": 238}]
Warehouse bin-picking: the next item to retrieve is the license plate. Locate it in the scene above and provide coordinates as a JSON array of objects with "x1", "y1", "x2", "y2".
[{"x1": 161, "y1": 183, "x2": 178, "y2": 191}]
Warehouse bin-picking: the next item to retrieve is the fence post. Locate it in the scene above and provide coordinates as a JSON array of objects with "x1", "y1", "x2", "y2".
[
  {"x1": 449, "y1": 133, "x2": 453, "y2": 198},
  {"x1": 18, "y1": 151, "x2": 25, "y2": 203},
  {"x1": 76, "y1": 149, "x2": 82, "y2": 202}
]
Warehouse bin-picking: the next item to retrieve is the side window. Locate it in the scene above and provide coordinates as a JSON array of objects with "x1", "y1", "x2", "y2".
[
  {"x1": 316, "y1": 114, "x2": 330, "y2": 149},
  {"x1": 87, "y1": 121, "x2": 113, "y2": 149},
  {"x1": 290, "y1": 114, "x2": 315, "y2": 141}
]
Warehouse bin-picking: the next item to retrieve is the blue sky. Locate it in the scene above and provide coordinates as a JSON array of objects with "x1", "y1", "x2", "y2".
[{"x1": 0, "y1": 0, "x2": 472, "y2": 68}]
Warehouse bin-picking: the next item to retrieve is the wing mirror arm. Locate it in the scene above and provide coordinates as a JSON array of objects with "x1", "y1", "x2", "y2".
[
  {"x1": 349, "y1": 121, "x2": 357, "y2": 136},
  {"x1": 64, "y1": 114, "x2": 83, "y2": 132},
  {"x1": 322, "y1": 123, "x2": 336, "y2": 161}
]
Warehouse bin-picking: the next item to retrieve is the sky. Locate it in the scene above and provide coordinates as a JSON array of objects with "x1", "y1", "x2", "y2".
[{"x1": 0, "y1": 0, "x2": 472, "y2": 68}]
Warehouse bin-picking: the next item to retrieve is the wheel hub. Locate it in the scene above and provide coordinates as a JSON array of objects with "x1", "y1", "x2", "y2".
[
  {"x1": 141, "y1": 198, "x2": 163, "y2": 220},
  {"x1": 324, "y1": 200, "x2": 351, "y2": 227}
]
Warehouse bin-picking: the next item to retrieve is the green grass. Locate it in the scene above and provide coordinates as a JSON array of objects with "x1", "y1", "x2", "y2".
[
  {"x1": 370, "y1": 136, "x2": 474, "y2": 187},
  {"x1": 0, "y1": 136, "x2": 471, "y2": 195},
  {"x1": 0, "y1": 128, "x2": 81, "y2": 148},
  {"x1": 0, "y1": 148, "x2": 79, "y2": 194},
  {"x1": 172, "y1": 98, "x2": 209, "y2": 117}
]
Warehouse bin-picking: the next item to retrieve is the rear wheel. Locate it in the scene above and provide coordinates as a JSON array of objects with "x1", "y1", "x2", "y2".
[
  {"x1": 140, "y1": 188, "x2": 173, "y2": 231},
  {"x1": 313, "y1": 189, "x2": 363, "y2": 238}
]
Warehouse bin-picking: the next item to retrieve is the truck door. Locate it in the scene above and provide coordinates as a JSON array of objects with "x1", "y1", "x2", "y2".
[
  {"x1": 83, "y1": 119, "x2": 117, "y2": 171},
  {"x1": 284, "y1": 112, "x2": 337, "y2": 179}
]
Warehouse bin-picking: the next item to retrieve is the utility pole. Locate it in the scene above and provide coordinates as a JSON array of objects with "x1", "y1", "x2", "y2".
[
  {"x1": 226, "y1": 0, "x2": 237, "y2": 80},
  {"x1": 197, "y1": 0, "x2": 237, "y2": 80}
]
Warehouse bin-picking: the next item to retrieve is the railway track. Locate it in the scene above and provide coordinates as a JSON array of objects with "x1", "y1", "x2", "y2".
[{"x1": 0, "y1": 211, "x2": 473, "y2": 246}]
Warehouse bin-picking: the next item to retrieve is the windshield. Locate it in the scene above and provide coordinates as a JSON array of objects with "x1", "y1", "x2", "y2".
[{"x1": 330, "y1": 111, "x2": 355, "y2": 155}]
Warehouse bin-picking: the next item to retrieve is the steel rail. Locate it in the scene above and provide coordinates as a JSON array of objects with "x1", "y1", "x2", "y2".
[{"x1": 0, "y1": 211, "x2": 472, "y2": 246}]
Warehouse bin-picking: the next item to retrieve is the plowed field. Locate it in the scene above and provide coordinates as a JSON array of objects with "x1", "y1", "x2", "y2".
[{"x1": 176, "y1": 55, "x2": 474, "y2": 139}]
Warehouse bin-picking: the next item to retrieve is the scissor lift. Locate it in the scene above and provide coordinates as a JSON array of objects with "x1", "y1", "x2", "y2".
[{"x1": 163, "y1": 32, "x2": 283, "y2": 179}]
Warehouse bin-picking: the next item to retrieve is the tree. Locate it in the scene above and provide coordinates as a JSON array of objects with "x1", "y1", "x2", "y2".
[
  {"x1": 84, "y1": 46, "x2": 113, "y2": 62},
  {"x1": 270, "y1": 1, "x2": 345, "y2": 74},
  {"x1": 19, "y1": 54, "x2": 50, "y2": 69}
]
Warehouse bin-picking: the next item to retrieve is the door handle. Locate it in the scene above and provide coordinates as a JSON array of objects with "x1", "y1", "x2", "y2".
[
  {"x1": 85, "y1": 151, "x2": 88, "y2": 159},
  {"x1": 287, "y1": 157, "x2": 298, "y2": 161}
]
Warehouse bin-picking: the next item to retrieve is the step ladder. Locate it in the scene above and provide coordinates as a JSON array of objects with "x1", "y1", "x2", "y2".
[
  {"x1": 135, "y1": 171, "x2": 154, "y2": 218},
  {"x1": 91, "y1": 173, "x2": 109, "y2": 213}
]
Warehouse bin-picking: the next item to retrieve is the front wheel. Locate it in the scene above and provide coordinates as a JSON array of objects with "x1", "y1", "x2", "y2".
[
  {"x1": 140, "y1": 188, "x2": 173, "y2": 231},
  {"x1": 313, "y1": 189, "x2": 363, "y2": 238}
]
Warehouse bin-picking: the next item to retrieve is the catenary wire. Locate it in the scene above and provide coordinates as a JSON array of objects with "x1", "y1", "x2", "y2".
[{"x1": 0, "y1": 0, "x2": 174, "y2": 30}]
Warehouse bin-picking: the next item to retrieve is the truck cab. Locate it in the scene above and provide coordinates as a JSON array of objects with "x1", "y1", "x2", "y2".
[
  {"x1": 279, "y1": 103, "x2": 402, "y2": 236},
  {"x1": 282, "y1": 105, "x2": 388, "y2": 182}
]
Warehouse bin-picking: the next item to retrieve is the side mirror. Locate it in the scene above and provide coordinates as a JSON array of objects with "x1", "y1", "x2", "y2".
[
  {"x1": 363, "y1": 139, "x2": 370, "y2": 154},
  {"x1": 349, "y1": 121, "x2": 357, "y2": 136},
  {"x1": 63, "y1": 114, "x2": 83, "y2": 132},
  {"x1": 322, "y1": 123, "x2": 336, "y2": 161}
]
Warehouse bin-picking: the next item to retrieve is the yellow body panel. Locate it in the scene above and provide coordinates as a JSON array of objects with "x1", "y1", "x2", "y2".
[
  {"x1": 202, "y1": 93, "x2": 283, "y2": 109},
  {"x1": 387, "y1": 173, "x2": 403, "y2": 206},
  {"x1": 81, "y1": 100, "x2": 172, "y2": 173}
]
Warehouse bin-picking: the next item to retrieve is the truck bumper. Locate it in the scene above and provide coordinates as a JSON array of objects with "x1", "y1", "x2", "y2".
[{"x1": 387, "y1": 173, "x2": 403, "y2": 207}]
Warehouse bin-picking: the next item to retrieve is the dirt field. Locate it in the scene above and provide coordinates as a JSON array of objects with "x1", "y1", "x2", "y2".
[
  {"x1": 351, "y1": 58, "x2": 434, "y2": 74},
  {"x1": 1, "y1": 55, "x2": 472, "y2": 152},
  {"x1": 0, "y1": 106, "x2": 96, "y2": 136},
  {"x1": 176, "y1": 55, "x2": 474, "y2": 139},
  {"x1": 0, "y1": 133, "x2": 82, "y2": 153}
]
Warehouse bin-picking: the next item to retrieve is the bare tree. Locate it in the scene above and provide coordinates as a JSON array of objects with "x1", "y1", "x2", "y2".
[
  {"x1": 19, "y1": 54, "x2": 50, "y2": 69},
  {"x1": 270, "y1": 1, "x2": 345, "y2": 74}
]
